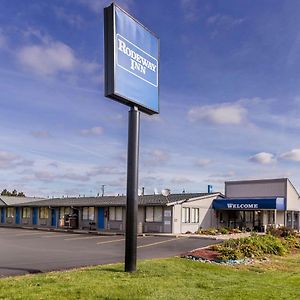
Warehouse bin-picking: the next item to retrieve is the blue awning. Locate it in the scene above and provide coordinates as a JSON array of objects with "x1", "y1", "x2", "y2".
[{"x1": 213, "y1": 198, "x2": 285, "y2": 210}]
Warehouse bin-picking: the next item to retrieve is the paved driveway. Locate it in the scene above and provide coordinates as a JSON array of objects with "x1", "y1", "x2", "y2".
[{"x1": 0, "y1": 227, "x2": 218, "y2": 277}]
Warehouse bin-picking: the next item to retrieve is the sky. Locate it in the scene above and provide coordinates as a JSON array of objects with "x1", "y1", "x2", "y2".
[{"x1": 1, "y1": 0, "x2": 300, "y2": 197}]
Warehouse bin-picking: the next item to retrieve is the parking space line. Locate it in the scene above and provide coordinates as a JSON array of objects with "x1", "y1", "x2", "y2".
[
  {"x1": 64, "y1": 236, "x2": 105, "y2": 241},
  {"x1": 137, "y1": 237, "x2": 183, "y2": 249},
  {"x1": 14, "y1": 232, "x2": 53, "y2": 237},
  {"x1": 96, "y1": 238, "x2": 125, "y2": 245},
  {"x1": 96, "y1": 236, "x2": 150, "y2": 245},
  {"x1": 42, "y1": 234, "x2": 76, "y2": 238}
]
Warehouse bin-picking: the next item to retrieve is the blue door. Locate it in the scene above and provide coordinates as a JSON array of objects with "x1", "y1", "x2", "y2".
[
  {"x1": 51, "y1": 208, "x2": 57, "y2": 227},
  {"x1": 33, "y1": 207, "x2": 38, "y2": 225},
  {"x1": 16, "y1": 207, "x2": 20, "y2": 225},
  {"x1": 1, "y1": 208, "x2": 5, "y2": 223},
  {"x1": 98, "y1": 208, "x2": 105, "y2": 230}
]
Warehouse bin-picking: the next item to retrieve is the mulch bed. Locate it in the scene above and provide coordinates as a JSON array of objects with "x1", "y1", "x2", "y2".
[{"x1": 182, "y1": 248, "x2": 220, "y2": 261}]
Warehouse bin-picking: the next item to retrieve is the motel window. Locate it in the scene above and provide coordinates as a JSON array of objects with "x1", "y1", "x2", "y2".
[
  {"x1": 39, "y1": 207, "x2": 49, "y2": 219},
  {"x1": 145, "y1": 207, "x2": 163, "y2": 222},
  {"x1": 182, "y1": 207, "x2": 199, "y2": 223},
  {"x1": 109, "y1": 207, "x2": 123, "y2": 221},
  {"x1": 82, "y1": 207, "x2": 95, "y2": 221},
  {"x1": 83, "y1": 207, "x2": 88, "y2": 220},
  {"x1": 22, "y1": 207, "x2": 31, "y2": 218},
  {"x1": 268, "y1": 211, "x2": 275, "y2": 224},
  {"x1": 89, "y1": 207, "x2": 95, "y2": 221},
  {"x1": 6, "y1": 207, "x2": 14, "y2": 218},
  {"x1": 182, "y1": 207, "x2": 190, "y2": 223},
  {"x1": 59, "y1": 207, "x2": 71, "y2": 219},
  {"x1": 191, "y1": 208, "x2": 199, "y2": 223}
]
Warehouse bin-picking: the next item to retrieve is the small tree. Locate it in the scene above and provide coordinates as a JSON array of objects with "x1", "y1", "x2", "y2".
[{"x1": 11, "y1": 189, "x2": 18, "y2": 196}]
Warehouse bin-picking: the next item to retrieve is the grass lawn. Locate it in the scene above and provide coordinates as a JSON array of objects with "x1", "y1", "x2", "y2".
[{"x1": 1, "y1": 254, "x2": 300, "y2": 300}]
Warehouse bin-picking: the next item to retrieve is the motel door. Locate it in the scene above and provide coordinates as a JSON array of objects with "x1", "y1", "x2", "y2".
[
  {"x1": 98, "y1": 208, "x2": 105, "y2": 230},
  {"x1": 33, "y1": 207, "x2": 38, "y2": 225},
  {"x1": 51, "y1": 208, "x2": 57, "y2": 227},
  {"x1": 1, "y1": 207, "x2": 5, "y2": 223},
  {"x1": 15, "y1": 207, "x2": 20, "y2": 225}
]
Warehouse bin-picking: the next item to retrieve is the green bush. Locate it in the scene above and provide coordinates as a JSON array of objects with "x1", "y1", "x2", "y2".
[
  {"x1": 219, "y1": 227, "x2": 230, "y2": 234},
  {"x1": 213, "y1": 234, "x2": 289, "y2": 260},
  {"x1": 195, "y1": 228, "x2": 218, "y2": 235}
]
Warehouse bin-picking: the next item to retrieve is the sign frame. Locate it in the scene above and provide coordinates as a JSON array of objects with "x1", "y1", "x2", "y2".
[{"x1": 104, "y1": 3, "x2": 160, "y2": 115}]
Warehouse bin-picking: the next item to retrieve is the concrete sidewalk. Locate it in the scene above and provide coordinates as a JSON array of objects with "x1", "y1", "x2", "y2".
[{"x1": 145, "y1": 232, "x2": 265, "y2": 240}]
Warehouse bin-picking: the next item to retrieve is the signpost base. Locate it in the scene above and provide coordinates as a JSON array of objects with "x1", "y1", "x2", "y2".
[{"x1": 125, "y1": 106, "x2": 140, "y2": 272}]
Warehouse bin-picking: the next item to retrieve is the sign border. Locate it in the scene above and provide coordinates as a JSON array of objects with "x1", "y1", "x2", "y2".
[{"x1": 104, "y1": 3, "x2": 160, "y2": 115}]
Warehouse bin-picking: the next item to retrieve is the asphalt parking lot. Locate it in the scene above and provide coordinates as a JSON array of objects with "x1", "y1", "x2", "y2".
[{"x1": 0, "y1": 227, "x2": 219, "y2": 277}]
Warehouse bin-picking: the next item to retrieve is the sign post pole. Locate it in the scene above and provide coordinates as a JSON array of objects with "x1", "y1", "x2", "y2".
[
  {"x1": 125, "y1": 106, "x2": 140, "y2": 272},
  {"x1": 104, "y1": 3, "x2": 159, "y2": 272}
]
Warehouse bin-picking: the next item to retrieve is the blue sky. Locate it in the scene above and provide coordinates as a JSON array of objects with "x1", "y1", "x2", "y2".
[{"x1": 1, "y1": 0, "x2": 300, "y2": 197}]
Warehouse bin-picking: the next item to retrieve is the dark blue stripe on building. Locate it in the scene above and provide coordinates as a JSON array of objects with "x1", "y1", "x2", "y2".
[{"x1": 213, "y1": 198, "x2": 285, "y2": 210}]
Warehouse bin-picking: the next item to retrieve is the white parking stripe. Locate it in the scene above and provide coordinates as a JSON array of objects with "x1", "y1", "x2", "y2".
[
  {"x1": 64, "y1": 236, "x2": 105, "y2": 241},
  {"x1": 96, "y1": 236, "x2": 150, "y2": 245},
  {"x1": 14, "y1": 232, "x2": 53, "y2": 237},
  {"x1": 96, "y1": 238, "x2": 125, "y2": 245},
  {"x1": 41, "y1": 234, "x2": 75, "y2": 238},
  {"x1": 137, "y1": 237, "x2": 182, "y2": 249}
]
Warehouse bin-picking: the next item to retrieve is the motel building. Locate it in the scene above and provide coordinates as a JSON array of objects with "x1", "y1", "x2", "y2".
[
  {"x1": 0, "y1": 178, "x2": 299, "y2": 234},
  {"x1": 213, "y1": 178, "x2": 300, "y2": 231}
]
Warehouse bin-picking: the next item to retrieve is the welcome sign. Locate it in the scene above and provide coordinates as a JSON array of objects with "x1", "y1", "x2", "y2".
[
  {"x1": 213, "y1": 198, "x2": 286, "y2": 210},
  {"x1": 104, "y1": 3, "x2": 159, "y2": 115}
]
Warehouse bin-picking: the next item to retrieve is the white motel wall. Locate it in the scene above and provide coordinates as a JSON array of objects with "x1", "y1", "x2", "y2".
[
  {"x1": 0, "y1": 178, "x2": 300, "y2": 233},
  {"x1": 172, "y1": 194, "x2": 218, "y2": 234}
]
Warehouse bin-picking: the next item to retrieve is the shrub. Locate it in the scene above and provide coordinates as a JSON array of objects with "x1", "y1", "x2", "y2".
[
  {"x1": 195, "y1": 228, "x2": 218, "y2": 235},
  {"x1": 213, "y1": 234, "x2": 289, "y2": 260},
  {"x1": 219, "y1": 227, "x2": 230, "y2": 235},
  {"x1": 267, "y1": 226, "x2": 297, "y2": 238}
]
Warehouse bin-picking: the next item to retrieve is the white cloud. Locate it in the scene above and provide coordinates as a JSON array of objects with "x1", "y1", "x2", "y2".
[
  {"x1": 34, "y1": 171, "x2": 56, "y2": 182},
  {"x1": 80, "y1": 126, "x2": 104, "y2": 136},
  {"x1": 17, "y1": 41, "x2": 76, "y2": 75},
  {"x1": 87, "y1": 166, "x2": 125, "y2": 176},
  {"x1": 63, "y1": 172, "x2": 90, "y2": 182},
  {"x1": 188, "y1": 102, "x2": 247, "y2": 125},
  {"x1": 54, "y1": 7, "x2": 84, "y2": 28},
  {"x1": 195, "y1": 159, "x2": 212, "y2": 167},
  {"x1": 171, "y1": 177, "x2": 193, "y2": 184},
  {"x1": 147, "y1": 149, "x2": 169, "y2": 165},
  {"x1": 0, "y1": 151, "x2": 19, "y2": 169},
  {"x1": 249, "y1": 152, "x2": 276, "y2": 165},
  {"x1": 280, "y1": 149, "x2": 300, "y2": 162},
  {"x1": 16, "y1": 31, "x2": 101, "y2": 77},
  {"x1": 207, "y1": 14, "x2": 246, "y2": 27},
  {"x1": 180, "y1": 0, "x2": 201, "y2": 22},
  {"x1": 31, "y1": 130, "x2": 51, "y2": 138},
  {"x1": 0, "y1": 151, "x2": 33, "y2": 169},
  {"x1": 0, "y1": 31, "x2": 7, "y2": 49}
]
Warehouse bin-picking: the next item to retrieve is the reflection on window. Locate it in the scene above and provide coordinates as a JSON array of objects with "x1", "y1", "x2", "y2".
[
  {"x1": 22, "y1": 207, "x2": 31, "y2": 218},
  {"x1": 109, "y1": 207, "x2": 123, "y2": 221},
  {"x1": 146, "y1": 206, "x2": 163, "y2": 222}
]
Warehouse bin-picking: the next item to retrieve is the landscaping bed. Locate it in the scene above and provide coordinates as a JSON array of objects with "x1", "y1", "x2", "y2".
[{"x1": 183, "y1": 227, "x2": 300, "y2": 264}]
